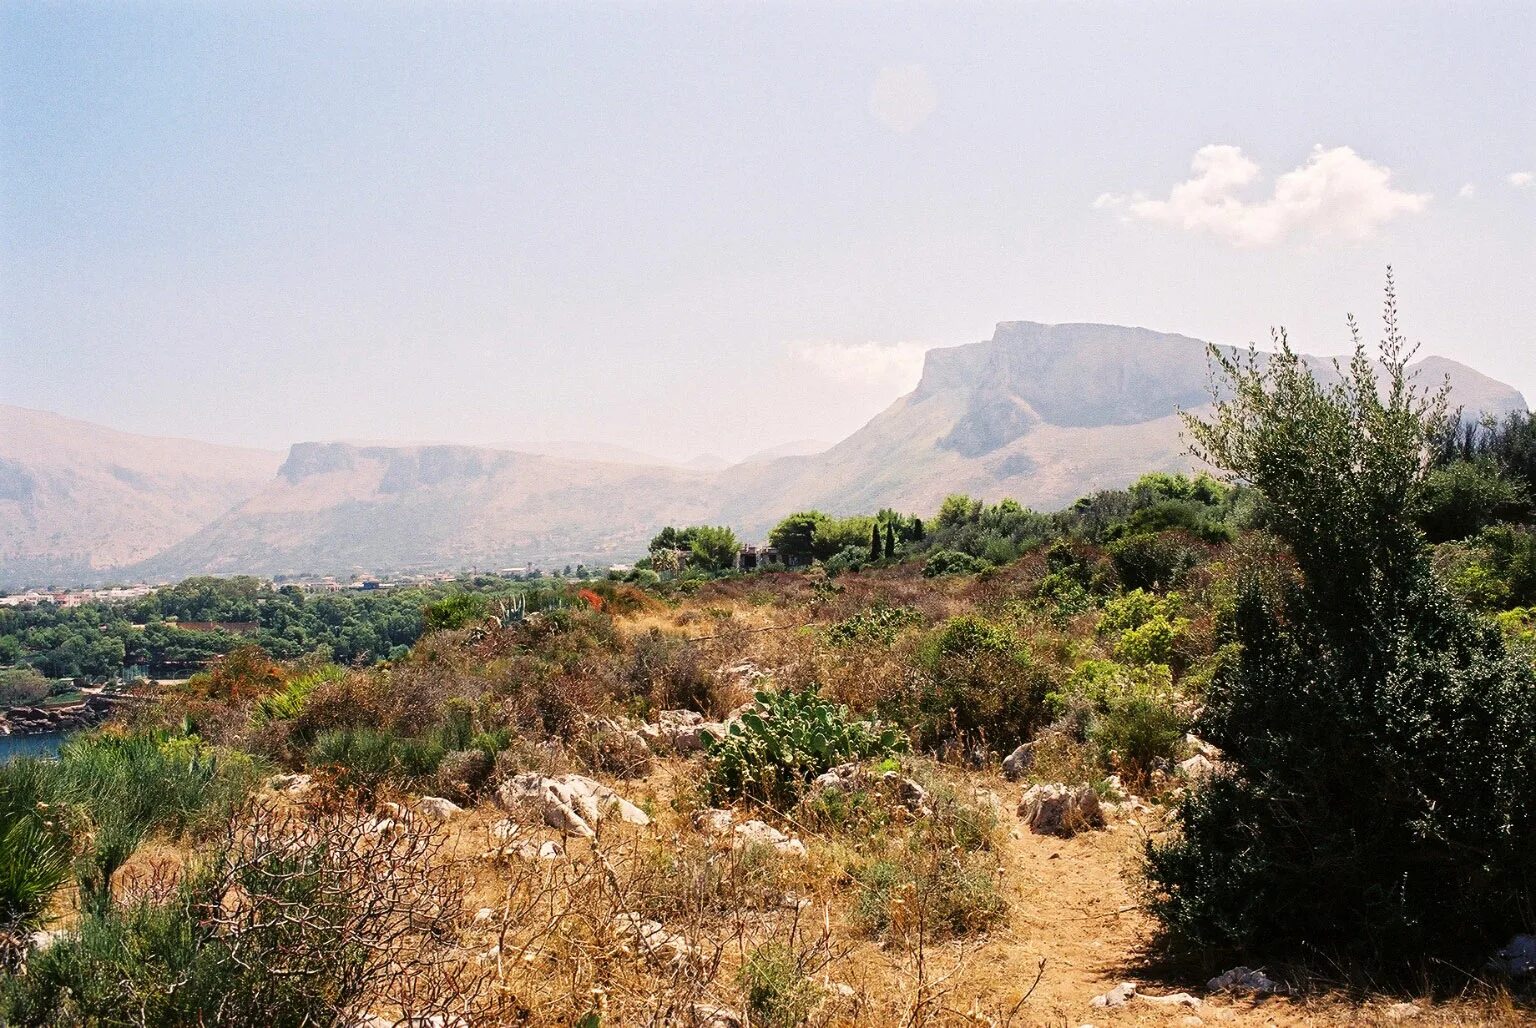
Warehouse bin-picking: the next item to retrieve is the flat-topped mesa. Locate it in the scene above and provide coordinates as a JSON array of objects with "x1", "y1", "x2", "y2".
[
  {"x1": 917, "y1": 323, "x2": 1220, "y2": 447},
  {"x1": 917, "y1": 321, "x2": 1527, "y2": 437}
]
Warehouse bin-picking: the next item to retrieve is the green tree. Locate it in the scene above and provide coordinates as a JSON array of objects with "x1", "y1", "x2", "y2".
[
  {"x1": 1148, "y1": 275, "x2": 1536, "y2": 972},
  {"x1": 686, "y1": 525, "x2": 740, "y2": 573},
  {"x1": 884, "y1": 522, "x2": 896, "y2": 559},
  {"x1": 768, "y1": 511, "x2": 828, "y2": 564},
  {"x1": 1418, "y1": 458, "x2": 1529, "y2": 542},
  {"x1": 935, "y1": 494, "x2": 980, "y2": 530},
  {"x1": 869, "y1": 522, "x2": 882, "y2": 562}
]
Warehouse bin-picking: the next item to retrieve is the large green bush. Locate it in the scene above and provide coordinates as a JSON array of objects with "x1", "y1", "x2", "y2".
[
  {"x1": 922, "y1": 549, "x2": 991, "y2": 577},
  {"x1": 896, "y1": 616, "x2": 1051, "y2": 752},
  {"x1": 1149, "y1": 287, "x2": 1536, "y2": 973},
  {"x1": 1050, "y1": 660, "x2": 1184, "y2": 781},
  {"x1": 1107, "y1": 532, "x2": 1197, "y2": 591}
]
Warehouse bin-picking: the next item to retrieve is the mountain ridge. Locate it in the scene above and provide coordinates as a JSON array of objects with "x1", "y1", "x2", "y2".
[{"x1": 2, "y1": 323, "x2": 1527, "y2": 586}]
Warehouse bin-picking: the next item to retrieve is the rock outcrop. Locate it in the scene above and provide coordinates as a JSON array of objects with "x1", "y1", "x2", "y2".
[
  {"x1": 497, "y1": 773, "x2": 651, "y2": 838},
  {"x1": 1017, "y1": 783, "x2": 1104, "y2": 836}
]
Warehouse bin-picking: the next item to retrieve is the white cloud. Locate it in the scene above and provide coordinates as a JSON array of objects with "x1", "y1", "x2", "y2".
[
  {"x1": 1096, "y1": 144, "x2": 1430, "y2": 247},
  {"x1": 1458, "y1": 182, "x2": 1477, "y2": 199},
  {"x1": 787, "y1": 339, "x2": 929, "y2": 387},
  {"x1": 1509, "y1": 171, "x2": 1535, "y2": 188},
  {"x1": 868, "y1": 64, "x2": 937, "y2": 133}
]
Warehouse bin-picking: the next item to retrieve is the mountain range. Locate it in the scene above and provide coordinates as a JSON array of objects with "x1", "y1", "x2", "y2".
[{"x1": 3, "y1": 322, "x2": 1527, "y2": 587}]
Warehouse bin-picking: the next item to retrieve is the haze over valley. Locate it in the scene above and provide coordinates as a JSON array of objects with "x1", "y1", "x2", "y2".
[{"x1": 3, "y1": 321, "x2": 1525, "y2": 587}]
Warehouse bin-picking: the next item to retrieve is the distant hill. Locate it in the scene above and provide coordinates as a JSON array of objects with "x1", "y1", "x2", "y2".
[
  {"x1": 134, "y1": 442, "x2": 718, "y2": 579},
  {"x1": 2, "y1": 324, "x2": 1527, "y2": 586},
  {"x1": 0, "y1": 405, "x2": 282, "y2": 586},
  {"x1": 713, "y1": 322, "x2": 1529, "y2": 525}
]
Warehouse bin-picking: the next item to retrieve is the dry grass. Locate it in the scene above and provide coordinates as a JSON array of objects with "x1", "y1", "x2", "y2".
[{"x1": 373, "y1": 752, "x2": 1530, "y2": 1027}]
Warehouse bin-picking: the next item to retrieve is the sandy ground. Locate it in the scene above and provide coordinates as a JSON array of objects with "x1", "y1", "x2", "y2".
[{"x1": 420, "y1": 762, "x2": 1531, "y2": 1028}]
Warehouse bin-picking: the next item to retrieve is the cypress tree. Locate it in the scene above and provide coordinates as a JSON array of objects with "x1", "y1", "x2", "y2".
[
  {"x1": 884, "y1": 522, "x2": 896, "y2": 559},
  {"x1": 869, "y1": 522, "x2": 882, "y2": 562}
]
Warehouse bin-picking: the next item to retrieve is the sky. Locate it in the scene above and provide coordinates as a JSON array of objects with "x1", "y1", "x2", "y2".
[{"x1": 3, "y1": 1, "x2": 1533, "y2": 463}]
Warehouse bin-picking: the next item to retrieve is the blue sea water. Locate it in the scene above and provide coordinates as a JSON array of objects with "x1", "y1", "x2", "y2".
[{"x1": 0, "y1": 731, "x2": 66, "y2": 762}]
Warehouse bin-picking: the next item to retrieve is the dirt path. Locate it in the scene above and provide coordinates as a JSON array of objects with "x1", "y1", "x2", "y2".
[{"x1": 888, "y1": 806, "x2": 1527, "y2": 1027}]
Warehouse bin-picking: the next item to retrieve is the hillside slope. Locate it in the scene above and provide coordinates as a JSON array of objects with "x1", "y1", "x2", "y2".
[
  {"x1": 138, "y1": 442, "x2": 719, "y2": 577},
  {"x1": 0, "y1": 406, "x2": 283, "y2": 585},
  {"x1": 713, "y1": 322, "x2": 1530, "y2": 529}
]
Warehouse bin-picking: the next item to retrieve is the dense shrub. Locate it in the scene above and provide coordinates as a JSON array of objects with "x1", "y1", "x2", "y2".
[
  {"x1": 307, "y1": 728, "x2": 402, "y2": 794},
  {"x1": 0, "y1": 762, "x2": 71, "y2": 965},
  {"x1": 1, "y1": 799, "x2": 476, "y2": 1026},
  {"x1": 1107, "y1": 532, "x2": 1197, "y2": 591},
  {"x1": 1050, "y1": 660, "x2": 1184, "y2": 782},
  {"x1": 623, "y1": 628, "x2": 718, "y2": 714},
  {"x1": 850, "y1": 783, "x2": 1006, "y2": 942},
  {"x1": 251, "y1": 663, "x2": 347, "y2": 724},
  {"x1": 1150, "y1": 290, "x2": 1536, "y2": 973},
  {"x1": 922, "y1": 549, "x2": 991, "y2": 577},
  {"x1": 422, "y1": 593, "x2": 492, "y2": 633},
  {"x1": 1418, "y1": 458, "x2": 1530, "y2": 542},
  {"x1": 0, "y1": 729, "x2": 259, "y2": 937},
  {"x1": 738, "y1": 943, "x2": 824, "y2": 1028},
  {"x1": 431, "y1": 748, "x2": 494, "y2": 802},
  {"x1": 896, "y1": 616, "x2": 1051, "y2": 752}
]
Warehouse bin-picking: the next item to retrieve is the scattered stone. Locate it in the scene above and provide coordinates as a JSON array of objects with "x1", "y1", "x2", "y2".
[
  {"x1": 267, "y1": 772, "x2": 312, "y2": 795},
  {"x1": 780, "y1": 892, "x2": 811, "y2": 910},
  {"x1": 1206, "y1": 966, "x2": 1284, "y2": 996},
  {"x1": 1001, "y1": 741, "x2": 1036, "y2": 780},
  {"x1": 585, "y1": 717, "x2": 654, "y2": 773},
  {"x1": 1102, "y1": 798, "x2": 1154, "y2": 819},
  {"x1": 693, "y1": 808, "x2": 736, "y2": 835},
  {"x1": 634, "y1": 709, "x2": 726, "y2": 756},
  {"x1": 416, "y1": 796, "x2": 463, "y2": 821},
  {"x1": 1490, "y1": 934, "x2": 1536, "y2": 977},
  {"x1": 808, "y1": 761, "x2": 930, "y2": 815},
  {"x1": 613, "y1": 912, "x2": 695, "y2": 966},
  {"x1": 497, "y1": 773, "x2": 650, "y2": 838},
  {"x1": 27, "y1": 929, "x2": 62, "y2": 953},
  {"x1": 732, "y1": 819, "x2": 807, "y2": 858},
  {"x1": 1184, "y1": 733, "x2": 1222, "y2": 760},
  {"x1": 1018, "y1": 783, "x2": 1104, "y2": 836},
  {"x1": 692, "y1": 1003, "x2": 744, "y2": 1028},
  {"x1": 1140, "y1": 991, "x2": 1202, "y2": 1008},
  {"x1": 1384, "y1": 1002, "x2": 1423, "y2": 1021},
  {"x1": 537, "y1": 840, "x2": 564, "y2": 860},
  {"x1": 1178, "y1": 754, "x2": 1216, "y2": 781},
  {"x1": 1090, "y1": 982, "x2": 1137, "y2": 1008},
  {"x1": 473, "y1": 907, "x2": 496, "y2": 924},
  {"x1": 488, "y1": 819, "x2": 520, "y2": 843}
]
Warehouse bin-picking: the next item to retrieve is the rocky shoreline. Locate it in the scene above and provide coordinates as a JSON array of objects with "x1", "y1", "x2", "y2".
[{"x1": 0, "y1": 691, "x2": 140, "y2": 736}]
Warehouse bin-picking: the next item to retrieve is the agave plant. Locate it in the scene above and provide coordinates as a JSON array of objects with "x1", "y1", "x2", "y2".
[{"x1": 0, "y1": 760, "x2": 72, "y2": 966}]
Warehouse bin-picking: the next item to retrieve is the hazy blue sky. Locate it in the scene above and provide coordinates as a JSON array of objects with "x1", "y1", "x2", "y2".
[{"x1": 3, "y1": 2, "x2": 1533, "y2": 462}]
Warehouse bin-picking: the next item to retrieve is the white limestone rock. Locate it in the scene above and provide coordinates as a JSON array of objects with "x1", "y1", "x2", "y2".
[{"x1": 1018, "y1": 783, "x2": 1104, "y2": 836}]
